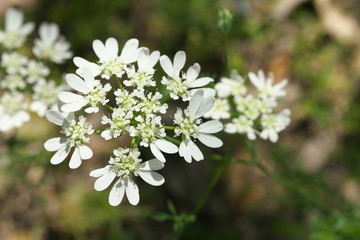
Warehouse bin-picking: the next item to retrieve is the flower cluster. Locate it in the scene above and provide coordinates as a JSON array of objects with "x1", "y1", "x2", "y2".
[
  {"x1": 44, "y1": 37, "x2": 223, "y2": 205},
  {"x1": 205, "y1": 69, "x2": 291, "y2": 142},
  {"x1": 0, "y1": 8, "x2": 72, "y2": 132}
]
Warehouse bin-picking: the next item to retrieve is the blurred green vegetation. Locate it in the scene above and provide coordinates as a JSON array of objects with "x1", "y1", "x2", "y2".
[{"x1": 1, "y1": 0, "x2": 360, "y2": 239}]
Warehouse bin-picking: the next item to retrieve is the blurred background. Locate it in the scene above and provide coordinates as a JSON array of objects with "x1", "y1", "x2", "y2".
[{"x1": 1, "y1": 0, "x2": 360, "y2": 239}]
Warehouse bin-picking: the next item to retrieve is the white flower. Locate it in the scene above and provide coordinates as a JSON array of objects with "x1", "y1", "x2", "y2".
[
  {"x1": 0, "y1": 91, "x2": 30, "y2": 132},
  {"x1": 203, "y1": 98, "x2": 231, "y2": 120},
  {"x1": 249, "y1": 70, "x2": 288, "y2": 100},
  {"x1": 259, "y1": 109, "x2": 291, "y2": 142},
  {"x1": 174, "y1": 90, "x2": 223, "y2": 163},
  {"x1": 160, "y1": 51, "x2": 214, "y2": 101},
  {"x1": 0, "y1": 8, "x2": 34, "y2": 49},
  {"x1": 114, "y1": 89, "x2": 138, "y2": 111},
  {"x1": 133, "y1": 90, "x2": 168, "y2": 115},
  {"x1": 22, "y1": 60, "x2": 50, "y2": 84},
  {"x1": 33, "y1": 22, "x2": 72, "y2": 64},
  {"x1": 44, "y1": 111, "x2": 94, "y2": 169},
  {"x1": 74, "y1": 38, "x2": 142, "y2": 79},
  {"x1": 89, "y1": 148, "x2": 165, "y2": 206},
  {"x1": 58, "y1": 69, "x2": 111, "y2": 113},
  {"x1": 30, "y1": 79, "x2": 64, "y2": 117},
  {"x1": 101, "y1": 108, "x2": 133, "y2": 140},
  {"x1": 1, "y1": 74, "x2": 26, "y2": 90},
  {"x1": 1, "y1": 52, "x2": 28, "y2": 74},
  {"x1": 129, "y1": 115, "x2": 178, "y2": 162},
  {"x1": 234, "y1": 95, "x2": 264, "y2": 120},
  {"x1": 124, "y1": 49, "x2": 160, "y2": 88},
  {"x1": 215, "y1": 69, "x2": 247, "y2": 98},
  {"x1": 225, "y1": 116, "x2": 257, "y2": 140}
]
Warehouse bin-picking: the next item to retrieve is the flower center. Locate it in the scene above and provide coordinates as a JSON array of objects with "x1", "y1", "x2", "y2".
[
  {"x1": 174, "y1": 110, "x2": 201, "y2": 140},
  {"x1": 1, "y1": 31, "x2": 25, "y2": 49},
  {"x1": 0, "y1": 92, "x2": 24, "y2": 115},
  {"x1": 34, "y1": 81, "x2": 59, "y2": 106},
  {"x1": 100, "y1": 57, "x2": 125, "y2": 78},
  {"x1": 109, "y1": 148, "x2": 141, "y2": 178},
  {"x1": 62, "y1": 116, "x2": 93, "y2": 146},
  {"x1": 85, "y1": 82, "x2": 110, "y2": 107},
  {"x1": 162, "y1": 76, "x2": 190, "y2": 100},
  {"x1": 126, "y1": 71, "x2": 155, "y2": 88}
]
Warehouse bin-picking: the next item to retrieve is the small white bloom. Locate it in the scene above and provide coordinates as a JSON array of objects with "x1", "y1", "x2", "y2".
[
  {"x1": 129, "y1": 115, "x2": 178, "y2": 162},
  {"x1": 1, "y1": 52, "x2": 28, "y2": 74},
  {"x1": 44, "y1": 111, "x2": 94, "y2": 169},
  {"x1": 89, "y1": 148, "x2": 165, "y2": 206},
  {"x1": 234, "y1": 95, "x2": 264, "y2": 120},
  {"x1": 203, "y1": 98, "x2": 231, "y2": 120},
  {"x1": 74, "y1": 38, "x2": 142, "y2": 79},
  {"x1": 249, "y1": 70, "x2": 288, "y2": 100},
  {"x1": 1, "y1": 74, "x2": 26, "y2": 90},
  {"x1": 174, "y1": 90, "x2": 223, "y2": 163},
  {"x1": 124, "y1": 49, "x2": 160, "y2": 89},
  {"x1": 0, "y1": 91, "x2": 30, "y2": 132},
  {"x1": 114, "y1": 89, "x2": 138, "y2": 111},
  {"x1": 58, "y1": 69, "x2": 111, "y2": 113},
  {"x1": 133, "y1": 90, "x2": 168, "y2": 115},
  {"x1": 160, "y1": 51, "x2": 214, "y2": 101},
  {"x1": 215, "y1": 69, "x2": 247, "y2": 98},
  {"x1": 225, "y1": 116, "x2": 257, "y2": 140},
  {"x1": 22, "y1": 60, "x2": 50, "y2": 84},
  {"x1": 101, "y1": 108, "x2": 133, "y2": 140},
  {"x1": 33, "y1": 22, "x2": 72, "y2": 64},
  {"x1": 259, "y1": 109, "x2": 291, "y2": 142},
  {"x1": 0, "y1": 8, "x2": 34, "y2": 49},
  {"x1": 30, "y1": 79, "x2": 64, "y2": 117}
]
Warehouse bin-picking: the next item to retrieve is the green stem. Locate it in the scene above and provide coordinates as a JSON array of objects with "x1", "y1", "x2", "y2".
[
  {"x1": 162, "y1": 126, "x2": 175, "y2": 130},
  {"x1": 105, "y1": 104, "x2": 114, "y2": 111},
  {"x1": 161, "y1": 92, "x2": 171, "y2": 104},
  {"x1": 116, "y1": 77, "x2": 123, "y2": 90}
]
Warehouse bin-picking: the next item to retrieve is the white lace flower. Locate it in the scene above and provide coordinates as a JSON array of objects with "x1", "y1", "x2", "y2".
[
  {"x1": 124, "y1": 49, "x2": 160, "y2": 88},
  {"x1": 44, "y1": 111, "x2": 94, "y2": 169},
  {"x1": 74, "y1": 38, "x2": 142, "y2": 79},
  {"x1": 249, "y1": 70, "x2": 288, "y2": 100},
  {"x1": 259, "y1": 109, "x2": 291, "y2": 142},
  {"x1": 133, "y1": 90, "x2": 168, "y2": 115},
  {"x1": 234, "y1": 95, "x2": 267, "y2": 120},
  {"x1": 203, "y1": 98, "x2": 231, "y2": 120},
  {"x1": 0, "y1": 91, "x2": 30, "y2": 132},
  {"x1": 215, "y1": 69, "x2": 247, "y2": 98},
  {"x1": 33, "y1": 22, "x2": 72, "y2": 64},
  {"x1": 89, "y1": 148, "x2": 165, "y2": 206},
  {"x1": 129, "y1": 115, "x2": 178, "y2": 162},
  {"x1": 1, "y1": 74, "x2": 26, "y2": 90},
  {"x1": 225, "y1": 116, "x2": 256, "y2": 140},
  {"x1": 58, "y1": 69, "x2": 111, "y2": 113},
  {"x1": 30, "y1": 79, "x2": 63, "y2": 117},
  {"x1": 1, "y1": 52, "x2": 28, "y2": 74},
  {"x1": 101, "y1": 108, "x2": 133, "y2": 140},
  {"x1": 160, "y1": 51, "x2": 214, "y2": 101},
  {"x1": 22, "y1": 60, "x2": 50, "y2": 84},
  {"x1": 0, "y1": 8, "x2": 34, "y2": 49},
  {"x1": 114, "y1": 89, "x2": 138, "y2": 111},
  {"x1": 174, "y1": 90, "x2": 223, "y2": 163}
]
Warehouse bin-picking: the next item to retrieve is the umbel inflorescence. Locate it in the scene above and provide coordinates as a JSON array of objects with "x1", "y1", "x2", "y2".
[
  {"x1": 44, "y1": 37, "x2": 224, "y2": 206},
  {"x1": 0, "y1": 8, "x2": 72, "y2": 132}
]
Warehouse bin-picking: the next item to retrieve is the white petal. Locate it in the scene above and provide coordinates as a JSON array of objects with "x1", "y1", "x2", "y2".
[
  {"x1": 45, "y1": 110, "x2": 65, "y2": 126},
  {"x1": 92, "y1": 39, "x2": 107, "y2": 60},
  {"x1": 198, "y1": 120, "x2": 223, "y2": 134},
  {"x1": 61, "y1": 100, "x2": 87, "y2": 113},
  {"x1": 179, "y1": 141, "x2": 192, "y2": 163},
  {"x1": 150, "y1": 143, "x2": 166, "y2": 162},
  {"x1": 78, "y1": 145, "x2": 93, "y2": 160},
  {"x1": 159, "y1": 55, "x2": 174, "y2": 77},
  {"x1": 188, "y1": 90, "x2": 204, "y2": 118},
  {"x1": 69, "y1": 147, "x2": 82, "y2": 169},
  {"x1": 198, "y1": 133, "x2": 223, "y2": 148},
  {"x1": 50, "y1": 144, "x2": 71, "y2": 165},
  {"x1": 186, "y1": 63, "x2": 200, "y2": 82},
  {"x1": 44, "y1": 137, "x2": 67, "y2": 151},
  {"x1": 125, "y1": 178, "x2": 140, "y2": 205},
  {"x1": 173, "y1": 51, "x2": 186, "y2": 76},
  {"x1": 139, "y1": 171, "x2": 165, "y2": 186},
  {"x1": 189, "y1": 77, "x2": 213, "y2": 87},
  {"x1": 58, "y1": 91, "x2": 84, "y2": 103},
  {"x1": 155, "y1": 139, "x2": 178, "y2": 154},
  {"x1": 105, "y1": 37, "x2": 119, "y2": 59},
  {"x1": 6, "y1": 8, "x2": 22, "y2": 31},
  {"x1": 187, "y1": 140, "x2": 204, "y2": 161},
  {"x1": 190, "y1": 88, "x2": 216, "y2": 98},
  {"x1": 89, "y1": 166, "x2": 111, "y2": 177},
  {"x1": 120, "y1": 38, "x2": 139, "y2": 63},
  {"x1": 65, "y1": 73, "x2": 89, "y2": 93},
  {"x1": 139, "y1": 159, "x2": 164, "y2": 171},
  {"x1": 188, "y1": 90, "x2": 215, "y2": 119},
  {"x1": 109, "y1": 178, "x2": 125, "y2": 206},
  {"x1": 94, "y1": 172, "x2": 117, "y2": 191}
]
